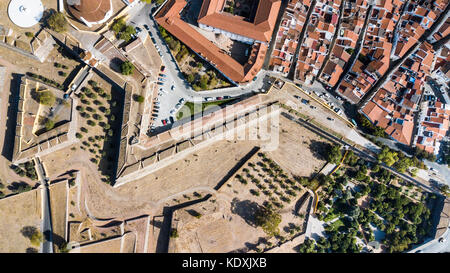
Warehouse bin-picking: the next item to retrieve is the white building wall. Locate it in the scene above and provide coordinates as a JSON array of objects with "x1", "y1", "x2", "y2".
[{"x1": 199, "y1": 23, "x2": 259, "y2": 44}]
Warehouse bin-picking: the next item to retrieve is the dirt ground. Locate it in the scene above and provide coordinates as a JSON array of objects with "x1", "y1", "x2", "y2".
[
  {"x1": 267, "y1": 115, "x2": 330, "y2": 178},
  {"x1": 174, "y1": 151, "x2": 308, "y2": 253},
  {"x1": 0, "y1": 188, "x2": 42, "y2": 253},
  {"x1": 49, "y1": 180, "x2": 68, "y2": 251}
]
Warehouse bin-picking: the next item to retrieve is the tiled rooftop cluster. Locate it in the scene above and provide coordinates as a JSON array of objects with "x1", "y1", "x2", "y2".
[
  {"x1": 415, "y1": 99, "x2": 450, "y2": 154},
  {"x1": 362, "y1": 42, "x2": 436, "y2": 145},
  {"x1": 337, "y1": 0, "x2": 403, "y2": 103},
  {"x1": 269, "y1": 0, "x2": 311, "y2": 76},
  {"x1": 295, "y1": 0, "x2": 342, "y2": 84},
  {"x1": 319, "y1": 0, "x2": 369, "y2": 86},
  {"x1": 393, "y1": 0, "x2": 444, "y2": 59}
]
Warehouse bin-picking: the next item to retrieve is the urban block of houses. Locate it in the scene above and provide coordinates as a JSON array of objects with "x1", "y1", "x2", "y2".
[
  {"x1": 336, "y1": 0, "x2": 401, "y2": 103},
  {"x1": 268, "y1": 0, "x2": 310, "y2": 76},
  {"x1": 318, "y1": 0, "x2": 368, "y2": 87},
  {"x1": 415, "y1": 100, "x2": 450, "y2": 154},
  {"x1": 155, "y1": 0, "x2": 281, "y2": 84},
  {"x1": 361, "y1": 42, "x2": 436, "y2": 146},
  {"x1": 295, "y1": 0, "x2": 342, "y2": 84}
]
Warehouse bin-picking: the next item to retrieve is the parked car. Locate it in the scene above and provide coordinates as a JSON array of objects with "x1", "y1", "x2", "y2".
[
  {"x1": 170, "y1": 109, "x2": 176, "y2": 114},
  {"x1": 223, "y1": 95, "x2": 231, "y2": 99},
  {"x1": 216, "y1": 97, "x2": 223, "y2": 100},
  {"x1": 162, "y1": 119, "x2": 167, "y2": 125},
  {"x1": 327, "y1": 117, "x2": 334, "y2": 121},
  {"x1": 144, "y1": 24, "x2": 150, "y2": 30},
  {"x1": 169, "y1": 117, "x2": 174, "y2": 123},
  {"x1": 161, "y1": 65, "x2": 165, "y2": 72},
  {"x1": 171, "y1": 85, "x2": 175, "y2": 90},
  {"x1": 179, "y1": 98, "x2": 185, "y2": 103}
]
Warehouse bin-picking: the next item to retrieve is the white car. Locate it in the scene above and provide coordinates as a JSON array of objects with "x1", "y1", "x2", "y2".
[{"x1": 170, "y1": 109, "x2": 176, "y2": 114}]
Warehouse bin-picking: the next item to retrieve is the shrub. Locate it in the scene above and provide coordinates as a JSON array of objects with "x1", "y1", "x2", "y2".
[
  {"x1": 38, "y1": 91, "x2": 55, "y2": 106},
  {"x1": 47, "y1": 12, "x2": 68, "y2": 33},
  {"x1": 121, "y1": 61, "x2": 134, "y2": 75}
]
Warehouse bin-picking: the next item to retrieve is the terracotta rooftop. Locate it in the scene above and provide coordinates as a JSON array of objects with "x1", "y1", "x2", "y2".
[
  {"x1": 67, "y1": 0, "x2": 112, "y2": 24},
  {"x1": 198, "y1": 0, "x2": 281, "y2": 43},
  {"x1": 155, "y1": 0, "x2": 267, "y2": 83}
]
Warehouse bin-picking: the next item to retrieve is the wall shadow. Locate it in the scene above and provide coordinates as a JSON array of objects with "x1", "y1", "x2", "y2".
[{"x1": 2, "y1": 73, "x2": 22, "y2": 161}]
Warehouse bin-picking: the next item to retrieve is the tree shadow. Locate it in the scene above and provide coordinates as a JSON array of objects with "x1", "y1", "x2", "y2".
[
  {"x1": 230, "y1": 198, "x2": 261, "y2": 227},
  {"x1": 26, "y1": 247, "x2": 38, "y2": 253},
  {"x1": 309, "y1": 140, "x2": 331, "y2": 160},
  {"x1": 8, "y1": 181, "x2": 31, "y2": 191},
  {"x1": 21, "y1": 226, "x2": 37, "y2": 239},
  {"x1": 109, "y1": 57, "x2": 124, "y2": 73}
]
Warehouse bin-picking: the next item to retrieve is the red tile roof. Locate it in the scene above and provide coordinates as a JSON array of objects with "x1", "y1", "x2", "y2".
[
  {"x1": 155, "y1": 0, "x2": 267, "y2": 83},
  {"x1": 198, "y1": 0, "x2": 281, "y2": 43}
]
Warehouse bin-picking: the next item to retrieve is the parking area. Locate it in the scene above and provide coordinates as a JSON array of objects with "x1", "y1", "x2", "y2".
[{"x1": 147, "y1": 66, "x2": 191, "y2": 133}]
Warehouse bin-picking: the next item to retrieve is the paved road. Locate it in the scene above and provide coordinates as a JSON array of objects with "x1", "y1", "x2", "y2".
[{"x1": 34, "y1": 157, "x2": 53, "y2": 253}]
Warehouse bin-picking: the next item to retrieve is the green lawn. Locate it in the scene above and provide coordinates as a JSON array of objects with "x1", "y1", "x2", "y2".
[{"x1": 176, "y1": 99, "x2": 235, "y2": 120}]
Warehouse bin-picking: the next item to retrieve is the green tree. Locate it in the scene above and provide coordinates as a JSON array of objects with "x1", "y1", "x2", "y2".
[
  {"x1": 121, "y1": 61, "x2": 134, "y2": 75},
  {"x1": 377, "y1": 146, "x2": 398, "y2": 167},
  {"x1": 30, "y1": 231, "x2": 43, "y2": 247},
  {"x1": 255, "y1": 206, "x2": 282, "y2": 236},
  {"x1": 119, "y1": 25, "x2": 136, "y2": 42},
  {"x1": 47, "y1": 12, "x2": 68, "y2": 33},
  {"x1": 38, "y1": 90, "x2": 55, "y2": 106},
  {"x1": 45, "y1": 119, "x2": 55, "y2": 131},
  {"x1": 326, "y1": 145, "x2": 342, "y2": 164}
]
